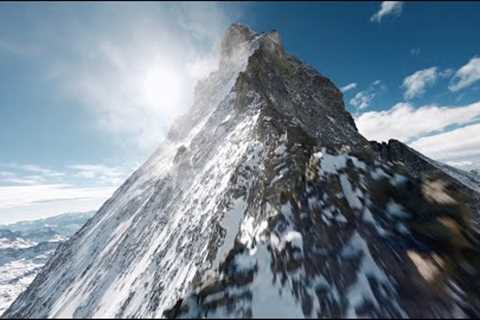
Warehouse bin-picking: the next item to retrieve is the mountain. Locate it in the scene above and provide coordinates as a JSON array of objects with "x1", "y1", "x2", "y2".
[
  {"x1": 0, "y1": 212, "x2": 95, "y2": 315},
  {"x1": 0, "y1": 212, "x2": 95, "y2": 244},
  {"x1": 4, "y1": 24, "x2": 480, "y2": 318}
]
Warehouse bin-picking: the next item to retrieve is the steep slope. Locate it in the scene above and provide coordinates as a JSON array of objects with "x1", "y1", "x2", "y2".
[{"x1": 4, "y1": 24, "x2": 480, "y2": 319}]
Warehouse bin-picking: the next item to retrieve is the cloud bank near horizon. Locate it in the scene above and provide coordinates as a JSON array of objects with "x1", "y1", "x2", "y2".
[{"x1": 356, "y1": 101, "x2": 480, "y2": 171}]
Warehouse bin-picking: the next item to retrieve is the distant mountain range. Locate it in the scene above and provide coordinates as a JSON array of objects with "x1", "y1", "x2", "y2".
[{"x1": 0, "y1": 211, "x2": 95, "y2": 315}]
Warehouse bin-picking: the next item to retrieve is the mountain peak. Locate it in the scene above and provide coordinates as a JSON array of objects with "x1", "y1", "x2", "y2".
[
  {"x1": 4, "y1": 23, "x2": 480, "y2": 319},
  {"x1": 219, "y1": 23, "x2": 284, "y2": 68},
  {"x1": 219, "y1": 23, "x2": 257, "y2": 64},
  {"x1": 221, "y1": 23, "x2": 256, "y2": 49}
]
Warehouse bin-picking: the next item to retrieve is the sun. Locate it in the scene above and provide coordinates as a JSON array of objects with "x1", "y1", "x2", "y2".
[{"x1": 142, "y1": 63, "x2": 182, "y2": 115}]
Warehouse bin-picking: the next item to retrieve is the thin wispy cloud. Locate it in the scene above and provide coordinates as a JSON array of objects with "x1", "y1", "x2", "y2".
[
  {"x1": 1, "y1": 177, "x2": 44, "y2": 186},
  {"x1": 440, "y1": 68, "x2": 454, "y2": 79},
  {"x1": 17, "y1": 164, "x2": 64, "y2": 177},
  {"x1": 0, "y1": 163, "x2": 64, "y2": 177},
  {"x1": 68, "y1": 164, "x2": 130, "y2": 185},
  {"x1": 0, "y1": 183, "x2": 116, "y2": 224},
  {"x1": 350, "y1": 91, "x2": 375, "y2": 110},
  {"x1": 0, "y1": 164, "x2": 66, "y2": 185},
  {"x1": 349, "y1": 80, "x2": 385, "y2": 110},
  {"x1": 0, "y1": 171, "x2": 14, "y2": 178},
  {"x1": 0, "y1": 162, "x2": 134, "y2": 223},
  {"x1": 449, "y1": 56, "x2": 480, "y2": 92},
  {"x1": 0, "y1": 39, "x2": 41, "y2": 57},
  {"x1": 370, "y1": 1, "x2": 403, "y2": 23},
  {"x1": 402, "y1": 67, "x2": 438, "y2": 100},
  {"x1": 340, "y1": 82, "x2": 357, "y2": 93},
  {"x1": 0, "y1": 184, "x2": 115, "y2": 210},
  {"x1": 446, "y1": 160, "x2": 474, "y2": 169},
  {"x1": 0, "y1": 162, "x2": 132, "y2": 187},
  {"x1": 410, "y1": 48, "x2": 421, "y2": 56}
]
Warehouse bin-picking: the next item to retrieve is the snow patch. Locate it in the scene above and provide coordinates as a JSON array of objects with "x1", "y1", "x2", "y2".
[
  {"x1": 339, "y1": 174, "x2": 363, "y2": 210},
  {"x1": 370, "y1": 167, "x2": 389, "y2": 180},
  {"x1": 319, "y1": 153, "x2": 348, "y2": 175},
  {"x1": 386, "y1": 200, "x2": 410, "y2": 219},
  {"x1": 213, "y1": 197, "x2": 248, "y2": 269},
  {"x1": 342, "y1": 232, "x2": 403, "y2": 317}
]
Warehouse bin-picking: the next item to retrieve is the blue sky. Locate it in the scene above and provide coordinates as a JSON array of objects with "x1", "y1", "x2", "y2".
[{"x1": 1, "y1": 2, "x2": 480, "y2": 224}]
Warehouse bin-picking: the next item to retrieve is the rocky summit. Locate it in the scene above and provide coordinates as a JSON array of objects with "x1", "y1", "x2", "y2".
[{"x1": 4, "y1": 24, "x2": 480, "y2": 318}]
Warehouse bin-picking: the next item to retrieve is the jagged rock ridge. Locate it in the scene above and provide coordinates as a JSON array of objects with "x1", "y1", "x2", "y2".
[{"x1": 4, "y1": 24, "x2": 480, "y2": 319}]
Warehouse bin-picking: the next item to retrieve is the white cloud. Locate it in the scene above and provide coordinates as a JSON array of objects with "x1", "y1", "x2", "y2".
[
  {"x1": 1, "y1": 162, "x2": 132, "y2": 186},
  {"x1": 449, "y1": 56, "x2": 480, "y2": 92},
  {"x1": 350, "y1": 91, "x2": 375, "y2": 110},
  {"x1": 355, "y1": 101, "x2": 480, "y2": 142},
  {"x1": 0, "y1": 184, "x2": 115, "y2": 224},
  {"x1": 0, "y1": 164, "x2": 67, "y2": 185},
  {"x1": 356, "y1": 101, "x2": 480, "y2": 172},
  {"x1": 370, "y1": 1, "x2": 403, "y2": 23},
  {"x1": 410, "y1": 123, "x2": 480, "y2": 166},
  {"x1": 440, "y1": 68, "x2": 454, "y2": 79},
  {"x1": 445, "y1": 160, "x2": 473, "y2": 168},
  {"x1": 349, "y1": 80, "x2": 385, "y2": 110},
  {"x1": 68, "y1": 164, "x2": 130, "y2": 185},
  {"x1": 1, "y1": 163, "x2": 64, "y2": 177},
  {"x1": 402, "y1": 67, "x2": 438, "y2": 99},
  {"x1": 1, "y1": 176, "x2": 44, "y2": 185},
  {"x1": 0, "y1": 162, "x2": 133, "y2": 224},
  {"x1": 410, "y1": 48, "x2": 421, "y2": 56},
  {"x1": 68, "y1": 164, "x2": 124, "y2": 177},
  {"x1": 0, "y1": 184, "x2": 114, "y2": 210},
  {"x1": 340, "y1": 82, "x2": 357, "y2": 93},
  {"x1": 18, "y1": 164, "x2": 64, "y2": 177},
  {"x1": 0, "y1": 171, "x2": 15, "y2": 178}
]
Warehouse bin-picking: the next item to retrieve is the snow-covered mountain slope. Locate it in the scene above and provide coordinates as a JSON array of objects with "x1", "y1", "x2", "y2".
[
  {"x1": 0, "y1": 212, "x2": 94, "y2": 315},
  {"x1": 0, "y1": 212, "x2": 95, "y2": 244},
  {"x1": 4, "y1": 24, "x2": 480, "y2": 318}
]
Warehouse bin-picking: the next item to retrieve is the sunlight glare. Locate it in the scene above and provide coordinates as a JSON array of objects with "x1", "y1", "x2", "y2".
[{"x1": 142, "y1": 63, "x2": 183, "y2": 116}]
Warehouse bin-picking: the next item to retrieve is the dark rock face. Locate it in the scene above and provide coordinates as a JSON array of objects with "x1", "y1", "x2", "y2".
[
  {"x1": 370, "y1": 139, "x2": 438, "y2": 176},
  {"x1": 4, "y1": 24, "x2": 480, "y2": 319}
]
